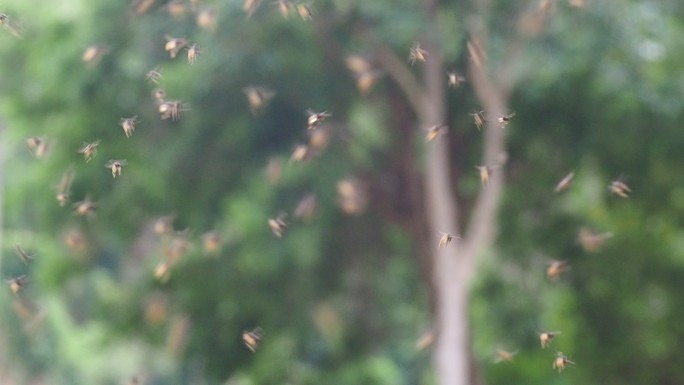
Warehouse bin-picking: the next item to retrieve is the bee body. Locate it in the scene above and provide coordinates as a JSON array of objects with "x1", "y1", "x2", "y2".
[
  {"x1": 470, "y1": 111, "x2": 486, "y2": 131},
  {"x1": 78, "y1": 141, "x2": 100, "y2": 162},
  {"x1": 306, "y1": 109, "x2": 332, "y2": 130},
  {"x1": 268, "y1": 215, "x2": 287, "y2": 238},
  {"x1": 120, "y1": 116, "x2": 139, "y2": 138},
  {"x1": 553, "y1": 352, "x2": 575, "y2": 372},
  {"x1": 409, "y1": 42, "x2": 428, "y2": 65},
  {"x1": 242, "y1": 328, "x2": 263, "y2": 352},
  {"x1": 187, "y1": 44, "x2": 201, "y2": 64},
  {"x1": 105, "y1": 159, "x2": 128, "y2": 178},
  {"x1": 554, "y1": 171, "x2": 575, "y2": 193},
  {"x1": 609, "y1": 179, "x2": 631, "y2": 198},
  {"x1": 439, "y1": 232, "x2": 458, "y2": 247},
  {"x1": 7, "y1": 275, "x2": 28, "y2": 296},
  {"x1": 164, "y1": 36, "x2": 187, "y2": 59},
  {"x1": 74, "y1": 198, "x2": 97, "y2": 217},
  {"x1": 14, "y1": 245, "x2": 34, "y2": 264},
  {"x1": 447, "y1": 71, "x2": 465, "y2": 87},
  {"x1": 546, "y1": 260, "x2": 568, "y2": 280},
  {"x1": 539, "y1": 331, "x2": 560, "y2": 348}
]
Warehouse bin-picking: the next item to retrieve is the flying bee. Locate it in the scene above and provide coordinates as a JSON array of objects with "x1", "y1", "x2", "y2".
[
  {"x1": 55, "y1": 168, "x2": 75, "y2": 206},
  {"x1": 82, "y1": 44, "x2": 109, "y2": 65},
  {"x1": 153, "y1": 89, "x2": 167, "y2": 104},
  {"x1": 78, "y1": 141, "x2": 100, "y2": 162},
  {"x1": 164, "y1": 36, "x2": 187, "y2": 59},
  {"x1": 415, "y1": 328, "x2": 435, "y2": 351},
  {"x1": 494, "y1": 349, "x2": 518, "y2": 363},
  {"x1": 546, "y1": 259, "x2": 569, "y2": 280},
  {"x1": 409, "y1": 42, "x2": 428, "y2": 65},
  {"x1": 0, "y1": 12, "x2": 22, "y2": 38},
  {"x1": 425, "y1": 124, "x2": 447, "y2": 142},
  {"x1": 539, "y1": 331, "x2": 561, "y2": 348},
  {"x1": 196, "y1": 8, "x2": 218, "y2": 31},
  {"x1": 294, "y1": 193, "x2": 317, "y2": 221},
  {"x1": 337, "y1": 177, "x2": 368, "y2": 215},
  {"x1": 159, "y1": 101, "x2": 188, "y2": 121},
  {"x1": 475, "y1": 165, "x2": 496, "y2": 186},
  {"x1": 274, "y1": 0, "x2": 293, "y2": 18},
  {"x1": 154, "y1": 215, "x2": 175, "y2": 236},
  {"x1": 447, "y1": 71, "x2": 465, "y2": 87},
  {"x1": 265, "y1": 157, "x2": 282, "y2": 184},
  {"x1": 165, "y1": 230, "x2": 190, "y2": 261},
  {"x1": 306, "y1": 109, "x2": 332, "y2": 130},
  {"x1": 202, "y1": 231, "x2": 221, "y2": 253},
  {"x1": 242, "y1": 327, "x2": 263, "y2": 352},
  {"x1": 296, "y1": 3, "x2": 313, "y2": 20},
  {"x1": 577, "y1": 228, "x2": 613, "y2": 252},
  {"x1": 146, "y1": 66, "x2": 163, "y2": 84},
  {"x1": 497, "y1": 113, "x2": 516, "y2": 128},
  {"x1": 308, "y1": 125, "x2": 331, "y2": 151},
  {"x1": 553, "y1": 352, "x2": 575, "y2": 372},
  {"x1": 25, "y1": 136, "x2": 50, "y2": 158},
  {"x1": 154, "y1": 261, "x2": 172, "y2": 282},
  {"x1": 268, "y1": 214, "x2": 287, "y2": 238},
  {"x1": 105, "y1": 159, "x2": 128, "y2": 178},
  {"x1": 7, "y1": 275, "x2": 28, "y2": 296},
  {"x1": 73, "y1": 197, "x2": 97, "y2": 217},
  {"x1": 467, "y1": 38, "x2": 487, "y2": 68},
  {"x1": 130, "y1": 0, "x2": 156, "y2": 15},
  {"x1": 120, "y1": 116, "x2": 139, "y2": 138},
  {"x1": 187, "y1": 44, "x2": 201, "y2": 64},
  {"x1": 470, "y1": 110, "x2": 486, "y2": 131},
  {"x1": 243, "y1": 86, "x2": 275, "y2": 115},
  {"x1": 15, "y1": 244, "x2": 34, "y2": 265},
  {"x1": 165, "y1": 0, "x2": 186, "y2": 16},
  {"x1": 243, "y1": 0, "x2": 261, "y2": 18},
  {"x1": 290, "y1": 144, "x2": 311, "y2": 162},
  {"x1": 64, "y1": 228, "x2": 87, "y2": 252},
  {"x1": 353, "y1": 70, "x2": 381, "y2": 95},
  {"x1": 554, "y1": 171, "x2": 575, "y2": 193},
  {"x1": 439, "y1": 232, "x2": 459, "y2": 247},
  {"x1": 609, "y1": 178, "x2": 631, "y2": 198}
]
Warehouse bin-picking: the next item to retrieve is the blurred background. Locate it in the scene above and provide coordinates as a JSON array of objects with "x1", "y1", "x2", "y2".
[{"x1": 2, "y1": 0, "x2": 684, "y2": 384}]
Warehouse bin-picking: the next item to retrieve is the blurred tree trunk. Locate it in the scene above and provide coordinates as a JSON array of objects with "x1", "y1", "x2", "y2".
[{"x1": 420, "y1": 1, "x2": 512, "y2": 385}]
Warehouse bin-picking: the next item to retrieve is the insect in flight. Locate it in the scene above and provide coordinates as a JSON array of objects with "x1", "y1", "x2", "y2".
[
  {"x1": 187, "y1": 44, "x2": 201, "y2": 64},
  {"x1": 306, "y1": 109, "x2": 332, "y2": 130},
  {"x1": 7, "y1": 275, "x2": 28, "y2": 296},
  {"x1": 539, "y1": 331, "x2": 561, "y2": 348},
  {"x1": 78, "y1": 141, "x2": 100, "y2": 162},
  {"x1": 447, "y1": 71, "x2": 465, "y2": 87},
  {"x1": 546, "y1": 260, "x2": 569, "y2": 280},
  {"x1": 439, "y1": 232, "x2": 459, "y2": 247},
  {"x1": 105, "y1": 159, "x2": 128, "y2": 178},
  {"x1": 425, "y1": 124, "x2": 447, "y2": 142},
  {"x1": 268, "y1": 214, "x2": 287, "y2": 238},
  {"x1": 164, "y1": 36, "x2": 187, "y2": 59},
  {"x1": 553, "y1": 351, "x2": 575, "y2": 372},
  {"x1": 554, "y1": 171, "x2": 575, "y2": 193},
  {"x1": 120, "y1": 116, "x2": 139, "y2": 138},
  {"x1": 470, "y1": 111, "x2": 486, "y2": 131},
  {"x1": 14, "y1": 244, "x2": 34, "y2": 264},
  {"x1": 0, "y1": 12, "x2": 22, "y2": 38},
  {"x1": 609, "y1": 178, "x2": 631, "y2": 198},
  {"x1": 242, "y1": 327, "x2": 263, "y2": 352},
  {"x1": 409, "y1": 42, "x2": 427, "y2": 65}
]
